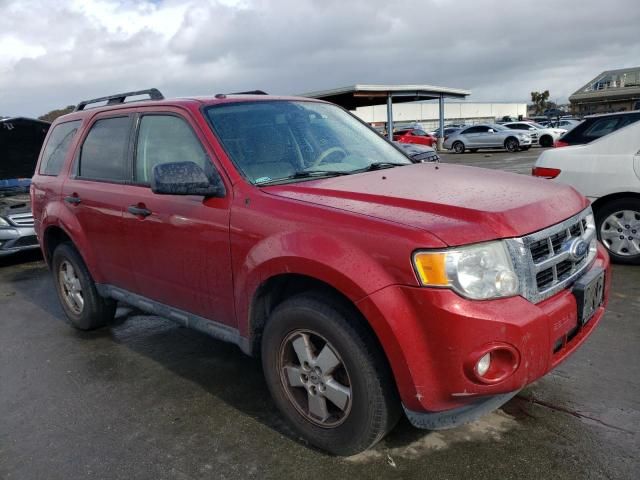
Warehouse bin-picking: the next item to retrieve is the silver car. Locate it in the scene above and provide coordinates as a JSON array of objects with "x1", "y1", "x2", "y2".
[{"x1": 443, "y1": 123, "x2": 532, "y2": 153}]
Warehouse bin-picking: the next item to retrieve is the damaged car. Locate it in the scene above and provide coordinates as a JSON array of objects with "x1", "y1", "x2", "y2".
[{"x1": 0, "y1": 117, "x2": 50, "y2": 256}]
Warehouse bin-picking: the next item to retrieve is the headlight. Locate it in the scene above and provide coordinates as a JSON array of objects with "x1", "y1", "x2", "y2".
[
  {"x1": 0, "y1": 217, "x2": 9, "y2": 227},
  {"x1": 413, "y1": 241, "x2": 519, "y2": 300}
]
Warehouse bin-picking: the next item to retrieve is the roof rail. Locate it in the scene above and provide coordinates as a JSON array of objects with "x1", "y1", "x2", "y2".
[
  {"x1": 74, "y1": 88, "x2": 165, "y2": 111},
  {"x1": 228, "y1": 90, "x2": 268, "y2": 95}
]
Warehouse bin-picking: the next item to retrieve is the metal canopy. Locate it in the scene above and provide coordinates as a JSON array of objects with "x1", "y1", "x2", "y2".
[
  {"x1": 300, "y1": 84, "x2": 471, "y2": 142},
  {"x1": 300, "y1": 84, "x2": 471, "y2": 110}
]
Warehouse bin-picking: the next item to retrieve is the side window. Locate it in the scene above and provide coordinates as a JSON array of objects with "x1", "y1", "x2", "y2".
[
  {"x1": 583, "y1": 118, "x2": 619, "y2": 139},
  {"x1": 134, "y1": 115, "x2": 208, "y2": 184},
  {"x1": 462, "y1": 127, "x2": 478, "y2": 134},
  {"x1": 39, "y1": 120, "x2": 82, "y2": 176},
  {"x1": 79, "y1": 117, "x2": 131, "y2": 181},
  {"x1": 413, "y1": 129, "x2": 428, "y2": 136}
]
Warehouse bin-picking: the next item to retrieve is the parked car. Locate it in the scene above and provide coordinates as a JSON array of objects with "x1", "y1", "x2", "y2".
[
  {"x1": 443, "y1": 123, "x2": 532, "y2": 153},
  {"x1": 533, "y1": 119, "x2": 640, "y2": 264},
  {"x1": 393, "y1": 142, "x2": 440, "y2": 162},
  {"x1": 0, "y1": 117, "x2": 50, "y2": 256},
  {"x1": 32, "y1": 89, "x2": 610, "y2": 455},
  {"x1": 392, "y1": 128, "x2": 436, "y2": 147},
  {"x1": 554, "y1": 110, "x2": 640, "y2": 147},
  {"x1": 429, "y1": 127, "x2": 460, "y2": 139},
  {"x1": 550, "y1": 119, "x2": 581, "y2": 131},
  {"x1": 503, "y1": 121, "x2": 566, "y2": 148}
]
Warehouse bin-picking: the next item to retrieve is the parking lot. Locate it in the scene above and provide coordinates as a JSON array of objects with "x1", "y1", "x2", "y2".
[{"x1": 1, "y1": 149, "x2": 638, "y2": 480}]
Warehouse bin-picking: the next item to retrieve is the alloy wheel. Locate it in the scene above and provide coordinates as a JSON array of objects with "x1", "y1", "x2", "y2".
[
  {"x1": 278, "y1": 329, "x2": 352, "y2": 427},
  {"x1": 59, "y1": 260, "x2": 84, "y2": 314}
]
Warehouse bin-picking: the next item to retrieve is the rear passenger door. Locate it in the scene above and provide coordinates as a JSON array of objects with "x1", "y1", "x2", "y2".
[
  {"x1": 61, "y1": 114, "x2": 136, "y2": 290},
  {"x1": 120, "y1": 110, "x2": 235, "y2": 326}
]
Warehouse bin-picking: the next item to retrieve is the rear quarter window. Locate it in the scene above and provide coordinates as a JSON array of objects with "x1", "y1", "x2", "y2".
[{"x1": 39, "y1": 120, "x2": 82, "y2": 176}]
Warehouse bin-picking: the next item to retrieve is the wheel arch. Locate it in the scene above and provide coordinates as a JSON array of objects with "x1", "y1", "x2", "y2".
[{"x1": 591, "y1": 191, "x2": 640, "y2": 213}]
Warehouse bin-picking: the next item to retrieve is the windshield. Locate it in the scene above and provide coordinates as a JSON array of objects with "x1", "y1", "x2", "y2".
[{"x1": 205, "y1": 101, "x2": 411, "y2": 184}]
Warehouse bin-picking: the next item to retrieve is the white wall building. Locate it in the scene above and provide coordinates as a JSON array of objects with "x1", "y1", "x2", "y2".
[{"x1": 354, "y1": 101, "x2": 527, "y2": 129}]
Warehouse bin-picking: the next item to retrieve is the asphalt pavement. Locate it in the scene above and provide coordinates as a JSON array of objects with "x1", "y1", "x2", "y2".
[{"x1": 1, "y1": 148, "x2": 639, "y2": 479}]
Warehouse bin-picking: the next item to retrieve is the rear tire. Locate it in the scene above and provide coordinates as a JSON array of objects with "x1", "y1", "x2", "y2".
[
  {"x1": 595, "y1": 198, "x2": 640, "y2": 265},
  {"x1": 452, "y1": 141, "x2": 465, "y2": 154},
  {"x1": 505, "y1": 137, "x2": 519, "y2": 152},
  {"x1": 52, "y1": 243, "x2": 116, "y2": 330},
  {"x1": 261, "y1": 293, "x2": 400, "y2": 456}
]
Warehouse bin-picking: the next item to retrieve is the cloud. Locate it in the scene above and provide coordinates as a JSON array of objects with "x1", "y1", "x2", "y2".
[{"x1": 0, "y1": 0, "x2": 638, "y2": 117}]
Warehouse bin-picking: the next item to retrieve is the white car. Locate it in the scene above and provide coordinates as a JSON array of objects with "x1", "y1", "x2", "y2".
[
  {"x1": 533, "y1": 121, "x2": 640, "y2": 264},
  {"x1": 503, "y1": 121, "x2": 566, "y2": 148},
  {"x1": 552, "y1": 119, "x2": 581, "y2": 131}
]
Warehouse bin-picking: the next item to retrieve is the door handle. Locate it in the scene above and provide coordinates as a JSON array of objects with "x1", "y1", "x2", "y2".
[
  {"x1": 64, "y1": 195, "x2": 81, "y2": 205},
  {"x1": 128, "y1": 205, "x2": 152, "y2": 218}
]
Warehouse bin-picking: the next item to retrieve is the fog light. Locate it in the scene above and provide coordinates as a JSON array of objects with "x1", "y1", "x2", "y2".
[{"x1": 476, "y1": 353, "x2": 491, "y2": 376}]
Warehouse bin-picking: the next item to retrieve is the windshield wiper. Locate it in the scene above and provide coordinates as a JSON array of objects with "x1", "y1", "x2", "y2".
[
  {"x1": 255, "y1": 170, "x2": 352, "y2": 186},
  {"x1": 355, "y1": 161, "x2": 409, "y2": 172}
]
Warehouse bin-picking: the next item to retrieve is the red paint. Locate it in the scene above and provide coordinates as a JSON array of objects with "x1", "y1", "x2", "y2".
[
  {"x1": 31, "y1": 95, "x2": 610, "y2": 415},
  {"x1": 554, "y1": 140, "x2": 569, "y2": 148},
  {"x1": 393, "y1": 129, "x2": 437, "y2": 147},
  {"x1": 532, "y1": 166, "x2": 562, "y2": 178}
]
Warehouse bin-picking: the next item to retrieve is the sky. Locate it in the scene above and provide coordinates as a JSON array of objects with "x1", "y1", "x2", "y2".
[{"x1": 1, "y1": 0, "x2": 639, "y2": 117}]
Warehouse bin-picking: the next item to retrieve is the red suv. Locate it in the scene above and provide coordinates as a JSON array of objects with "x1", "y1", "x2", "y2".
[
  {"x1": 31, "y1": 89, "x2": 610, "y2": 455},
  {"x1": 392, "y1": 128, "x2": 437, "y2": 147}
]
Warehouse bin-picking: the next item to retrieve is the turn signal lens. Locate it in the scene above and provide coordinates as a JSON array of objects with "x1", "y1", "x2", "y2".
[{"x1": 413, "y1": 252, "x2": 448, "y2": 286}]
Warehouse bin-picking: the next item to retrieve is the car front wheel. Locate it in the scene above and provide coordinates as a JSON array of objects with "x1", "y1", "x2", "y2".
[
  {"x1": 452, "y1": 141, "x2": 465, "y2": 153},
  {"x1": 596, "y1": 198, "x2": 640, "y2": 265},
  {"x1": 505, "y1": 138, "x2": 519, "y2": 152},
  {"x1": 261, "y1": 293, "x2": 400, "y2": 455}
]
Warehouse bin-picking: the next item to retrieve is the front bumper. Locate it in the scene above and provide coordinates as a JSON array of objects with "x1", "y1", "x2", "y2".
[
  {"x1": 0, "y1": 226, "x2": 39, "y2": 256},
  {"x1": 356, "y1": 243, "x2": 610, "y2": 419}
]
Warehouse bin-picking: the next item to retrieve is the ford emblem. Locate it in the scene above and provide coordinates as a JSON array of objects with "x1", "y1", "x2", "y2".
[{"x1": 569, "y1": 238, "x2": 589, "y2": 260}]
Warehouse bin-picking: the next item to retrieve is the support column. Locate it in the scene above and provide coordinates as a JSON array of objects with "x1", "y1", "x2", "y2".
[
  {"x1": 437, "y1": 94, "x2": 445, "y2": 151},
  {"x1": 387, "y1": 93, "x2": 394, "y2": 141}
]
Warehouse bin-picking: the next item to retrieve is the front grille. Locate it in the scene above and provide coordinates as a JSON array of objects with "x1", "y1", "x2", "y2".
[
  {"x1": 12, "y1": 235, "x2": 39, "y2": 247},
  {"x1": 506, "y1": 208, "x2": 597, "y2": 303},
  {"x1": 8, "y1": 212, "x2": 34, "y2": 227}
]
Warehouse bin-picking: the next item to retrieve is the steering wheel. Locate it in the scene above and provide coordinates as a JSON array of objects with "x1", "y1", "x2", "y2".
[{"x1": 311, "y1": 146, "x2": 348, "y2": 167}]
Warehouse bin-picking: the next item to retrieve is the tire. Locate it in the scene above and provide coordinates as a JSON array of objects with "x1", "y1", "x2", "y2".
[
  {"x1": 594, "y1": 197, "x2": 640, "y2": 265},
  {"x1": 505, "y1": 137, "x2": 519, "y2": 152},
  {"x1": 52, "y1": 242, "x2": 116, "y2": 330},
  {"x1": 539, "y1": 135, "x2": 553, "y2": 148},
  {"x1": 261, "y1": 293, "x2": 400, "y2": 456},
  {"x1": 452, "y1": 141, "x2": 465, "y2": 154}
]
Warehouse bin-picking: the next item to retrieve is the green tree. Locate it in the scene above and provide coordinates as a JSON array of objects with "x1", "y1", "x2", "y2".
[
  {"x1": 38, "y1": 105, "x2": 75, "y2": 123},
  {"x1": 530, "y1": 91, "x2": 550, "y2": 115}
]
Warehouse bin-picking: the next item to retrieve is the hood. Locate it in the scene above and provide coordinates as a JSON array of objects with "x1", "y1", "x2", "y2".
[
  {"x1": 0, "y1": 117, "x2": 50, "y2": 188},
  {"x1": 262, "y1": 163, "x2": 588, "y2": 246}
]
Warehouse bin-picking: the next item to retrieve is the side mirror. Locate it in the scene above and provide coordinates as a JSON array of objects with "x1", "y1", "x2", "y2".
[{"x1": 151, "y1": 161, "x2": 225, "y2": 197}]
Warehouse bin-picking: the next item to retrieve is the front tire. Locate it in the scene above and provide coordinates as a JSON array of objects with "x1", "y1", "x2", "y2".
[
  {"x1": 539, "y1": 135, "x2": 553, "y2": 148},
  {"x1": 261, "y1": 293, "x2": 400, "y2": 456},
  {"x1": 595, "y1": 198, "x2": 640, "y2": 265},
  {"x1": 52, "y1": 243, "x2": 116, "y2": 330},
  {"x1": 505, "y1": 137, "x2": 519, "y2": 152}
]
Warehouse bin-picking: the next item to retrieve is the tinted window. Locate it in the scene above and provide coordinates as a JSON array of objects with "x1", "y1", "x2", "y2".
[
  {"x1": 507, "y1": 124, "x2": 528, "y2": 130},
  {"x1": 39, "y1": 120, "x2": 81, "y2": 176},
  {"x1": 463, "y1": 126, "x2": 489, "y2": 134},
  {"x1": 79, "y1": 117, "x2": 131, "y2": 181},
  {"x1": 583, "y1": 118, "x2": 619, "y2": 138},
  {"x1": 135, "y1": 115, "x2": 208, "y2": 184},
  {"x1": 412, "y1": 129, "x2": 428, "y2": 136}
]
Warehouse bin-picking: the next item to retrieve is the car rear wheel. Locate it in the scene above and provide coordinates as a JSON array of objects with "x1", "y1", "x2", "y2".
[
  {"x1": 539, "y1": 135, "x2": 553, "y2": 148},
  {"x1": 452, "y1": 141, "x2": 465, "y2": 154},
  {"x1": 52, "y1": 243, "x2": 117, "y2": 330},
  {"x1": 505, "y1": 137, "x2": 519, "y2": 152},
  {"x1": 595, "y1": 198, "x2": 640, "y2": 265},
  {"x1": 261, "y1": 293, "x2": 400, "y2": 456}
]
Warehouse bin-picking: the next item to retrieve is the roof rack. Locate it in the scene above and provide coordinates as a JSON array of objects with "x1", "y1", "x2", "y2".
[
  {"x1": 229, "y1": 90, "x2": 268, "y2": 95},
  {"x1": 74, "y1": 88, "x2": 165, "y2": 111}
]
